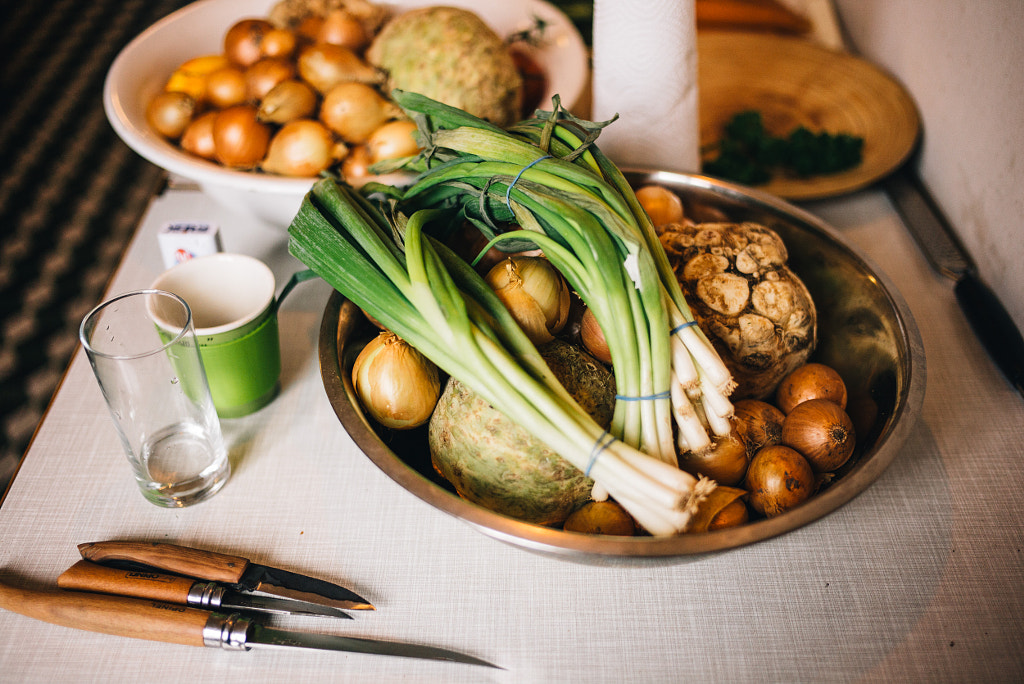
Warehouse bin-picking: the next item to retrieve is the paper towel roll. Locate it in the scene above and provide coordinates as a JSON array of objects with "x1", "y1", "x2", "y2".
[{"x1": 591, "y1": 0, "x2": 699, "y2": 172}]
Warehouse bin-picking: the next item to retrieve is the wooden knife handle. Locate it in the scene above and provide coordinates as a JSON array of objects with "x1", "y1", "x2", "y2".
[
  {"x1": 58, "y1": 560, "x2": 198, "y2": 604},
  {"x1": 0, "y1": 577, "x2": 210, "y2": 647},
  {"x1": 79, "y1": 541, "x2": 250, "y2": 584}
]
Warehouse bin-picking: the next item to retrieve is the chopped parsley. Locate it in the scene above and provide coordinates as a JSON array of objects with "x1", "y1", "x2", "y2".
[{"x1": 703, "y1": 110, "x2": 864, "y2": 186}]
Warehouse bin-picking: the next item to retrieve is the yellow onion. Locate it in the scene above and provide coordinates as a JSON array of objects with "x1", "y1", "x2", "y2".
[
  {"x1": 297, "y1": 43, "x2": 382, "y2": 93},
  {"x1": 744, "y1": 445, "x2": 815, "y2": 517},
  {"x1": 352, "y1": 331, "x2": 441, "y2": 430},
  {"x1": 678, "y1": 428, "x2": 749, "y2": 486},
  {"x1": 317, "y1": 9, "x2": 369, "y2": 50},
  {"x1": 262, "y1": 120, "x2": 339, "y2": 177},
  {"x1": 485, "y1": 256, "x2": 570, "y2": 345},
  {"x1": 179, "y1": 110, "x2": 219, "y2": 159},
  {"x1": 579, "y1": 306, "x2": 612, "y2": 365},
  {"x1": 224, "y1": 19, "x2": 273, "y2": 67},
  {"x1": 776, "y1": 362, "x2": 848, "y2": 414},
  {"x1": 341, "y1": 144, "x2": 372, "y2": 180},
  {"x1": 320, "y1": 82, "x2": 400, "y2": 143},
  {"x1": 244, "y1": 57, "x2": 295, "y2": 102},
  {"x1": 781, "y1": 398, "x2": 855, "y2": 473},
  {"x1": 212, "y1": 105, "x2": 270, "y2": 168},
  {"x1": 732, "y1": 398, "x2": 785, "y2": 458},
  {"x1": 635, "y1": 184, "x2": 684, "y2": 229},
  {"x1": 146, "y1": 91, "x2": 195, "y2": 140},
  {"x1": 205, "y1": 66, "x2": 248, "y2": 108},
  {"x1": 367, "y1": 119, "x2": 419, "y2": 162},
  {"x1": 257, "y1": 80, "x2": 318, "y2": 124},
  {"x1": 260, "y1": 27, "x2": 298, "y2": 59}
]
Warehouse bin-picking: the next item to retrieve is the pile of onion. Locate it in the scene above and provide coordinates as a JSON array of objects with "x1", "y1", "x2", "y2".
[{"x1": 146, "y1": 12, "x2": 421, "y2": 180}]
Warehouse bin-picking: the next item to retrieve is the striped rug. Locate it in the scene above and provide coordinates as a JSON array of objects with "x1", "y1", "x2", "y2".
[{"x1": 0, "y1": 0, "x2": 192, "y2": 496}]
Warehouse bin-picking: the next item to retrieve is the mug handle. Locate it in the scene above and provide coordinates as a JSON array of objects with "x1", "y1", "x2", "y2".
[{"x1": 274, "y1": 269, "x2": 319, "y2": 312}]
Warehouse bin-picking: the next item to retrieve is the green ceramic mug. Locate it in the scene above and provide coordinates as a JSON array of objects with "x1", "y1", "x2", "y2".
[{"x1": 152, "y1": 254, "x2": 314, "y2": 418}]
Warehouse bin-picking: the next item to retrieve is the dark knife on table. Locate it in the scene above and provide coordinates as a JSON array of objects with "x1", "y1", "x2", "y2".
[
  {"x1": 58, "y1": 560, "x2": 352, "y2": 619},
  {"x1": 883, "y1": 166, "x2": 1024, "y2": 396},
  {"x1": 0, "y1": 578, "x2": 498, "y2": 668},
  {"x1": 78, "y1": 541, "x2": 374, "y2": 612}
]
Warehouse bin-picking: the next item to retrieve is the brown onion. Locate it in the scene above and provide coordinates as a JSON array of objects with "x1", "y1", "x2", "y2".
[
  {"x1": 635, "y1": 184, "x2": 684, "y2": 228},
  {"x1": 245, "y1": 57, "x2": 295, "y2": 102},
  {"x1": 257, "y1": 80, "x2": 317, "y2": 124},
  {"x1": 262, "y1": 120, "x2": 336, "y2": 177},
  {"x1": 317, "y1": 9, "x2": 368, "y2": 50},
  {"x1": 776, "y1": 362, "x2": 848, "y2": 414},
  {"x1": 341, "y1": 144, "x2": 372, "y2": 180},
  {"x1": 224, "y1": 19, "x2": 273, "y2": 67},
  {"x1": 320, "y1": 82, "x2": 399, "y2": 143},
  {"x1": 205, "y1": 66, "x2": 248, "y2": 108},
  {"x1": 179, "y1": 110, "x2": 218, "y2": 159},
  {"x1": 707, "y1": 497, "x2": 749, "y2": 530},
  {"x1": 485, "y1": 256, "x2": 570, "y2": 345},
  {"x1": 260, "y1": 27, "x2": 298, "y2": 59},
  {"x1": 732, "y1": 399, "x2": 785, "y2": 458},
  {"x1": 367, "y1": 119, "x2": 419, "y2": 162},
  {"x1": 146, "y1": 91, "x2": 195, "y2": 140},
  {"x1": 744, "y1": 445, "x2": 815, "y2": 517},
  {"x1": 212, "y1": 105, "x2": 270, "y2": 168},
  {"x1": 678, "y1": 429, "x2": 749, "y2": 486},
  {"x1": 781, "y1": 398, "x2": 855, "y2": 472},
  {"x1": 297, "y1": 43, "x2": 382, "y2": 93},
  {"x1": 579, "y1": 307, "x2": 612, "y2": 365},
  {"x1": 563, "y1": 501, "x2": 636, "y2": 536}
]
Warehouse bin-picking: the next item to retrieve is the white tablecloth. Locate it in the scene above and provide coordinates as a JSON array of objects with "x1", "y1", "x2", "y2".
[{"x1": 1, "y1": 183, "x2": 1022, "y2": 683}]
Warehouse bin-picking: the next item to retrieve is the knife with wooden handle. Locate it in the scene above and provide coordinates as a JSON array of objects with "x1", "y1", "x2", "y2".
[
  {"x1": 79, "y1": 540, "x2": 373, "y2": 611},
  {"x1": 58, "y1": 560, "x2": 352, "y2": 619},
  {"x1": 0, "y1": 578, "x2": 498, "y2": 667}
]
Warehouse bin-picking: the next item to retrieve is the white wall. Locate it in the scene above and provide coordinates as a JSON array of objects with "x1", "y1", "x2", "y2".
[{"x1": 833, "y1": 0, "x2": 1024, "y2": 331}]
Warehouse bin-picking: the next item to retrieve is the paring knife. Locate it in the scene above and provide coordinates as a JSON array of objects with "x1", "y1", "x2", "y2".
[
  {"x1": 58, "y1": 560, "x2": 352, "y2": 619},
  {"x1": 78, "y1": 541, "x2": 374, "y2": 611},
  {"x1": 883, "y1": 165, "x2": 1024, "y2": 396},
  {"x1": 0, "y1": 579, "x2": 498, "y2": 668}
]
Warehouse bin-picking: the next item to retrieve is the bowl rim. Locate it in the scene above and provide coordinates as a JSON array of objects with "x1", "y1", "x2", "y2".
[{"x1": 318, "y1": 170, "x2": 927, "y2": 563}]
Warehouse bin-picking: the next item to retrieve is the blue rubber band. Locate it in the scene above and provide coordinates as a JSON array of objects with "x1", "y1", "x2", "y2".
[
  {"x1": 585, "y1": 430, "x2": 614, "y2": 477},
  {"x1": 505, "y1": 155, "x2": 552, "y2": 211},
  {"x1": 614, "y1": 391, "x2": 671, "y2": 402},
  {"x1": 670, "y1": 320, "x2": 699, "y2": 336}
]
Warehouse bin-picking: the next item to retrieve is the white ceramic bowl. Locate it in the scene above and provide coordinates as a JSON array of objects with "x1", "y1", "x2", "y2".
[{"x1": 103, "y1": 0, "x2": 589, "y2": 227}]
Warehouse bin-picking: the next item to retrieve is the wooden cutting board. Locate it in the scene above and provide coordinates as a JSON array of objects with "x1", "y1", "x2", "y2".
[{"x1": 698, "y1": 31, "x2": 920, "y2": 200}]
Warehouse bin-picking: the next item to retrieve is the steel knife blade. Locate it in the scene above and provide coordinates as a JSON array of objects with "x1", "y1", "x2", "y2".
[
  {"x1": 57, "y1": 560, "x2": 352, "y2": 619},
  {"x1": 78, "y1": 541, "x2": 374, "y2": 611},
  {"x1": 0, "y1": 579, "x2": 498, "y2": 668},
  {"x1": 883, "y1": 166, "x2": 1024, "y2": 396}
]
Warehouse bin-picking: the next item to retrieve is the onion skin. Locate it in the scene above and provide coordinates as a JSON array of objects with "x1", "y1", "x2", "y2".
[
  {"x1": 318, "y1": 9, "x2": 369, "y2": 51},
  {"x1": 367, "y1": 119, "x2": 419, "y2": 162},
  {"x1": 146, "y1": 91, "x2": 195, "y2": 140},
  {"x1": 781, "y1": 398, "x2": 855, "y2": 472},
  {"x1": 320, "y1": 82, "x2": 398, "y2": 143},
  {"x1": 245, "y1": 57, "x2": 295, "y2": 102},
  {"x1": 485, "y1": 256, "x2": 570, "y2": 345},
  {"x1": 635, "y1": 184, "x2": 685, "y2": 228},
  {"x1": 579, "y1": 307, "x2": 612, "y2": 365},
  {"x1": 179, "y1": 110, "x2": 218, "y2": 159},
  {"x1": 744, "y1": 445, "x2": 815, "y2": 517},
  {"x1": 258, "y1": 80, "x2": 317, "y2": 124},
  {"x1": 262, "y1": 119, "x2": 335, "y2": 177},
  {"x1": 563, "y1": 501, "x2": 636, "y2": 536},
  {"x1": 732, "y1": 398, "x2": 785, "y2": 458},
  {"x1": 298, "y1": 43, "x2": 382, "y2": 93},
  {"x1": 707, "y1": 497, "x2": 749, "y2": 530},
  {"x1": 224, "y1": 19, "x2": 274, "y2": 67},
  {"x1": 212, "y1": 105, "x2": 270, "y2": 168},
  {"x1": 678, "y1": 429, "x2": 749, "y2": 486},
  {"x1": 352, "y1": 331, "x2": 441, "y2": 430},
  {"x1": 776, "y1": 362, "x2": 848, "y2": 414},
  {"x1": 205, "y1": 66, "x2": 248, "y2": 109}
]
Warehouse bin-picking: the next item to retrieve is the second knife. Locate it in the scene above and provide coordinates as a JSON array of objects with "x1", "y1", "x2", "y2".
[{"x1": 58, "y1": 560, "x2": 352, "y2": 619}]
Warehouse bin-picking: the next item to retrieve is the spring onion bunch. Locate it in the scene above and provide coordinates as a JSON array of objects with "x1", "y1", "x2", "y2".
[
  {"x1": 288, "y1": 92, "x2": 734, "y2": 535},
  {"x1": 381, "y1": 91, "x2": 735, "y2": 459}
]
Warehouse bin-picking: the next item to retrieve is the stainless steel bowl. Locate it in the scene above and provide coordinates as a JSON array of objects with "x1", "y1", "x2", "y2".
[{"x1": 318, "y1": 170, "x2": 926, "y2": 564}]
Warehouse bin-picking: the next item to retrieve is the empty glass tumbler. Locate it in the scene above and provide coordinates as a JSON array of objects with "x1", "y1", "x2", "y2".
[{"x1": 80, "y1": 289, "x2": 230, "y2": 507}]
